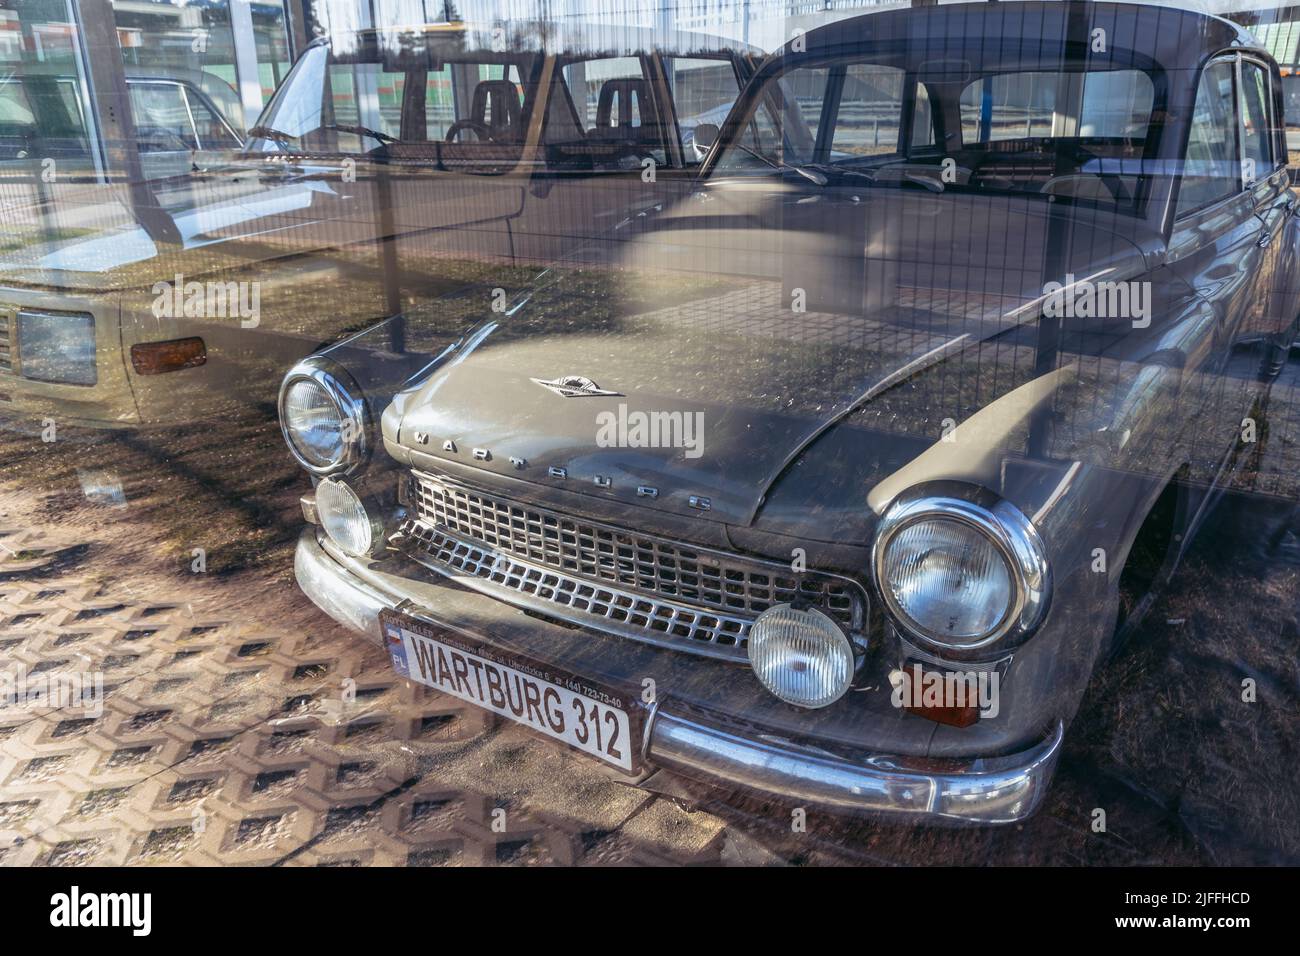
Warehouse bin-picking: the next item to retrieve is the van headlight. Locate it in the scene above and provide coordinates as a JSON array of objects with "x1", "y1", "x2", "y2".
[
  {"x1": 18, "y1": 310, "x2": 97, "y2": 386},
  {"x1": 278, "y1": 359, "x2": 367, "y2": 475},
  {"x1": 873, "y1": 489, "x2": 1051, "y2": 655}
]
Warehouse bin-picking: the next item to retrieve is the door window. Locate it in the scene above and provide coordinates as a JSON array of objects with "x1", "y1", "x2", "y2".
[
  {"x1": 830, "y1": 64, "x2": 906, "y2": 157},
  {"x1": 1177, "y1": 59, "x2": 1241, "y2": 215},
  {"x1": 1240, "y1": 60, "x2": 1274, "y2": 183},
  {"x1": 189, "y1": 94, "x2": 241, "y2": 149},
  {"x1": 129, "y1": 82, "x2": 197, "y2": 151}
]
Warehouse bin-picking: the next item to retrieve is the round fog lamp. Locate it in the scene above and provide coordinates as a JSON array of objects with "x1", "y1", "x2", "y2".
[
  {"x1": 747, "y1": 604, "x2": 854, "y2": 709},
  {"x1": 316, "y1": 478, "x2": 380, "y2": 556}
]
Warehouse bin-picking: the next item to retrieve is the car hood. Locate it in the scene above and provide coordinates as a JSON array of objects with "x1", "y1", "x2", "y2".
[
  {"x1": 0, "y1": 156, "x2": 520, "y2": 294},
  {"x1": 384, "y1": 182, "x2": 1156, "y2": 527}
]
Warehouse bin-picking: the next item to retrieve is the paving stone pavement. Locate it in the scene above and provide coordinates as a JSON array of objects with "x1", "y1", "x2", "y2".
[{"x1": 0, "y1": 522, "x2": 766, "y2": 866}]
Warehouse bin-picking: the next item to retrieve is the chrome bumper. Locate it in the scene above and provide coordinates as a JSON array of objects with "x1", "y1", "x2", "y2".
[{"x1": 295, "y1": 528, "x2": 1064, "y2": 825}]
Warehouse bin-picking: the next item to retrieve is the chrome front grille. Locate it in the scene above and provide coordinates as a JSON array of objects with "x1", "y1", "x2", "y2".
[
  {"x1": 0, "y1": 313, "x2": 12, "y2": 374},
  {"x1": 401, "y1": 473, "x2": 868, "y2": 661}
]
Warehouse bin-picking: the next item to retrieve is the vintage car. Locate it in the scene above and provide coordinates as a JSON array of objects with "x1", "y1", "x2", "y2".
[
  {"x1": 0, "y1": 19, "x2": 752, "y2": 428},
  {"x1": 280, "y1": 2, "x2": 1300, "y2": 823},
  {"x1": 0, "y1": 67, "x2": 244, "y2": 180}
]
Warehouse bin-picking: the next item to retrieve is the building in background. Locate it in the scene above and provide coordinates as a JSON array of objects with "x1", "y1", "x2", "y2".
[{"x1": 2, "y1": 0, "x2": 1300, "y2": 187}]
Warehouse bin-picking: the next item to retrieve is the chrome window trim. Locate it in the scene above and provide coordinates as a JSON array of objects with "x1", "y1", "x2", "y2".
[{"x1": 872, "y1": 488, "x2": 1052, "y2": 655}]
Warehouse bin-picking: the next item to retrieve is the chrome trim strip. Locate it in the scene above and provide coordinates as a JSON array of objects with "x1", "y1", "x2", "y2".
[{"x1": 647, "y1": 710, "x2": 1065, "y2": 824}]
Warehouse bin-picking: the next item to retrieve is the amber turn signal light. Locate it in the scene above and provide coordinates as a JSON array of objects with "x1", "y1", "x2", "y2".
[
  {"x1": 130, "y1": 337, "x2": 207, "y2": 375},
  {"x1": 896, "y1": 664, "x2": 983, "y2": 728}
]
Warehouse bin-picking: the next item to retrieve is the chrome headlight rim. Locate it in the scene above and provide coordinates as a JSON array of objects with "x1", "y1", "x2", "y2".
[
  {"x1": 872, "y1": 486, "x2": 1051, "y2": 656},
  {"x1": 278, "y1": 358, "x2": 369, "y2": 476}
]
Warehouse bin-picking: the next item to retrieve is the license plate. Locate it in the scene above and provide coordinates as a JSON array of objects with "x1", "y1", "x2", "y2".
[{"x1": 380, "y1": 610, "x2": 643, "y2": 774}]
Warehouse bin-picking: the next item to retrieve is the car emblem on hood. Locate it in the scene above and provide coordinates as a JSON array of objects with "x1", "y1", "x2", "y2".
[{"x1": 530, "y1": 375, "x2": 622, "y2": 398}]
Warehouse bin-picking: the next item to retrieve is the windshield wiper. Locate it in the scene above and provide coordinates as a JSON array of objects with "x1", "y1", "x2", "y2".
[
  {"x1": 729, "y1": 141, "x2": 831, "y2": 186},
  {"x1": 324, "y1": 123, "x2": 399, "y2": 145},
  {"x1": 247, "y1": 125, "x2": 300, "y2": 142}
]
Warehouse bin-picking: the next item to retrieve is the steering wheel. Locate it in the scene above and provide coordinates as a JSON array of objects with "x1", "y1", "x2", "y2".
[{"x1": 445, "y1": 119, "x2": 494, "y2": 143}]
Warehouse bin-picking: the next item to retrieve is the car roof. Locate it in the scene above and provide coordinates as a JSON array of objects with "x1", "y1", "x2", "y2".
[{"x1": 784, "y1": 1, "x2": 1263, "y2": 72}]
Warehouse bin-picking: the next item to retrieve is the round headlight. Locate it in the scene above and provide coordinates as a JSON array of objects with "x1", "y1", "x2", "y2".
[
  {"x1": 747, "y1": 604, "x2": 855, "y2": 709},
  {"x1": 874, "y1": 491, "x2": 1050, "y2": 654},
  {"x1": 316, "y1": 477, "x2": 381, "y2": 556},
  {"x1": 278, "y1": 361, "x2": 367, "y2": 475}
]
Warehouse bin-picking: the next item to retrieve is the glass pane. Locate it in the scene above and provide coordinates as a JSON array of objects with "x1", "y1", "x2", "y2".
[
  {"x1": 128, "y1": 82, "x2": 196, "y2": 150},
  {"x1": 563, "y1": 57, "x2": 646, "y2": 131},
  {"x1": 912, "y1": 82, "x2": 934, "y2": 148},
  {"x1": 0, "y1": 0, "x2": 94, "y2": 170},
  {"x1": 112, "y1": 0, "x2": 242, "y2": 134},
  {"x1": 666, "y1": 56, "x2": 740, "y2": 162},
  {"x1": 187, "y1": 89, "x2": 240, "y2": 149},
  {"x1": 559, "y1": 56, "x2": 664, "y2": 165},
  {"x1": 831, "y1": 64, "x2": 905, "y2": 157},
  {"x1": 961, "y1": 72, "x2": 1056, "y2": 143},
  {"x1": 1177, "y1": 60, "x2": 1241, "y2": 214},
  {"x1": 1241, "y1": 62, "x2": 1272, "y2": 181},
  {"x1": 251, "y1": 0, "x2": 290, "y2": 120}
]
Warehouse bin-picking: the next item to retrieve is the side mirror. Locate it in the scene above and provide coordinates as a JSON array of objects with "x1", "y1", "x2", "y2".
[{"x1": 693, "y1": 123, "x2": 719, "y2": 152}]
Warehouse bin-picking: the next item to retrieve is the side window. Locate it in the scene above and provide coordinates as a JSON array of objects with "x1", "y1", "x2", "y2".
[
  {"x1": 563, "y1": 57, "x2": 649, "y2": 131},
  {"x1": 1240, "y1": 60, "x2": 1273, "y2": 182},
  {"x1": 189, "y1": 95, "x2": 241, "y2": 149},
  {"x1": 1177, "y1": 60, "x2": 1240, "y2": 216},
  {"x1": 129, "y1": 83, "x2": 197, "y2": 151},
  {"x1": 665, "y1": 56, "x2": 741, "y2": 164},
  {"x1": 0, "y1": 79, "x2": 37, "y2": 159},
  {"x1": 775, "y1": 66, "x2": 830, "y2": 163},
  {"x1": 830, "y1": 64, "x2": 905, "y2": 157}
]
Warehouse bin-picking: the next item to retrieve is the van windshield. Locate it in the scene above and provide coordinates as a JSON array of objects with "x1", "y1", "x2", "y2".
[{"x1": 250, "y1": 29, "x2": 541, "y2": 166}]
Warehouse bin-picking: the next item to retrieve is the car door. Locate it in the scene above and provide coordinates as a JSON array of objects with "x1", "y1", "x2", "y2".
[
  {"x1": 1241, "y1": 56, "x2": 1300, "y2": 365},
  {"x1": 1167, "y1": 56, "x2": 1270, "y2": 462}
]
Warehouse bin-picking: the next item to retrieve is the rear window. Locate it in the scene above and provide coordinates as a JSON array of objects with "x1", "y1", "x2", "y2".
[{"x1": 960, "y1": 69, "x2": 1154, "y2": 144}]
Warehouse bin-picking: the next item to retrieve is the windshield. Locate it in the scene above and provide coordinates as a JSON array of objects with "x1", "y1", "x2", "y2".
[
  {"x1": 251, "y1": 30, "x2": 540, "y2": 160},
  {"x1": 716, "y1": 55, "x2": 1165, "y2": 215}
]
